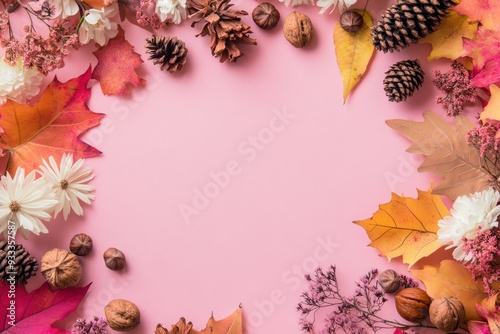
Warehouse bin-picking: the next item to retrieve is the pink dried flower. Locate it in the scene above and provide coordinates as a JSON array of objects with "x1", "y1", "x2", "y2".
[
  {"x1": 0, "y1": 12, "x2": 9, "y2": 36},
  {"x1": 463, "y1": 227, "x2": 500, "y2": 295},
  {"x1": 467, "y1": 121, "x2": 500, "y2": 157},
  {"x1": 433, "y1": 61, "x2": 477, "y2": 116},
  {"x1": 72, "y1": 316, "x2": 108, "y2": 334}
]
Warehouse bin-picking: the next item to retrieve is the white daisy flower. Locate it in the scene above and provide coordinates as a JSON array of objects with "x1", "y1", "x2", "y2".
[
  {"x1": 317, "y1": 0, "x2": 357, "y2": 14},
  {"x1": 155, "y1": 0, "x2": 187, "y2": 24},
  {"x1": 39, "y1": 154, "x2": 95, "y2": 221},
  {"x1": 437, "y1": 187, "x2": 500, "y2": 261},
  {"x1": 279, "y1": 0, "x2": 315, "y2": 7},
  {"x1": 48, "y1": 0, "x2": 79, "y2": 18},
  {"x1": 0, "y1": 168, "x2": 57, "y2": 239}
]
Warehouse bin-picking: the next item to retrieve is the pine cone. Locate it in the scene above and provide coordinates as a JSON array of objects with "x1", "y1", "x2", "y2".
[
  {"x1": 145, "y1": 36, "x2": 188, "y2": 73},
  {"x1": 383, "y1": 59, "x2": 424, "y2": 102},
  {"x1": 372, "y1": 0, "x2": 455, "y2": 53},
  {"x1": 0, "y1": 240, "x2": 38, "y2": 285},
  {"x1": 187, "y1": 0, "x2": 257, "y2": 63}
]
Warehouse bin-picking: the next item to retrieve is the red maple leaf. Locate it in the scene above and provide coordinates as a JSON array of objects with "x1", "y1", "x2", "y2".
[
  {"x1": 464, "y1": 26, "x2": 500, "y2": 71},
  {"x1": 0, "y1": 68, "x2": 104, "y2": 175},
  {"x1": 92, "y1": 25, "x2": 146, "y2": 96},
  {"x1": 0, "y1": 281, "x2": 91, "y2": 333},
  {"x1": 455, "y1": 0, "x2": 500, "y2": 29}
]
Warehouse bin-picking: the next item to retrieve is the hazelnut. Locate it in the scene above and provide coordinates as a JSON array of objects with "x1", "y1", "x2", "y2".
[
  {"x1": 41, "y1": 248, "x2": 82, "y2": 288},
  {"x1": 69, "y1": 233, "x2": 93, "y2": 256},
  {"x1": 252, "y1": 2, "x2": 280, "y2": 30},
  {"x1": 395, "y1": 287, "x2": 432, "y2": 322},
  {"x1": 105, "y1": 299, "x2": 140, "y2": 331},
  {"x1": 429, "y1": 297, "x2": 465, "y2": 332},
  {"x1": 339, "y1": 10, "x2": 364, "y2": 33},
  {"x1": 378, "y1": 269, "x2": 401, "y2": 294},
  {"x1": 283, "y1": 11, "x2": 313, "y2": 48},
  {"x1": 104, "y1": 247, "x2": 126, "y2": 271}
]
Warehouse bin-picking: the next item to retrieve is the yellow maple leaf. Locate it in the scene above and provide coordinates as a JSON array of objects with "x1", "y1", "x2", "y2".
[
  {"x1": 354, "y1": 188, "x2": 449, "y2": 268},
  {"x1": 411, "y1": 260, "x2": 486, "y2": 321},
  {"x1": 480, "y1": 84, "x2": 500, "y2": 122},
  {"x1": 333, "y1": 10, "x2": 375, "y2": 103},
  {"x1": 420, "y1": 11, "x2": 478, "y2": 61}
]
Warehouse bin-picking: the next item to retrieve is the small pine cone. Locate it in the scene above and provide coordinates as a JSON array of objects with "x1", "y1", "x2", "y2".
[
  {"x1": 0, "y1": 240, "x2": 38, "y2": 285},
  {"x1": 384, "y1": 59, "x2": 424, "y2": 102},
  {"x1": 145, "y1": 36, "x2": 188, "y2": 73},
  {"x1": 372, "y1": 0, "x2": 455, "y2": 53}
]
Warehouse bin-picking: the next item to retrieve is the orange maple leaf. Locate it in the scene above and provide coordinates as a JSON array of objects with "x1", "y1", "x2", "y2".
[
  {"x1": 464, "y1": 25, "x2": 500, "y2": 71},
  {"x1": 92, "y1": 25, "x2": 145, "y2": 96},
  {"x1": 455, "y1": 0, "x2": 500, "y2": 29},
  {"x1": 0, "y1": 68, "x2": 104, "y2": 174},
  {"x1": 354, "y1": 188, "x2": 449, "y2": 268}
]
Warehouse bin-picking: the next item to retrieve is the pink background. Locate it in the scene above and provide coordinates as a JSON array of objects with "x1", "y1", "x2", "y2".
[{"x1": 18, "y1": 1, "x2": 465, "y2": 333}]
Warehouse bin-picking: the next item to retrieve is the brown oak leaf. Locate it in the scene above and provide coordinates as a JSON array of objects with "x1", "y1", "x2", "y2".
[
  {"x1": 386, "y1": 111, "x2": 496, "y2": 200},
  {"x1": 92, "y1": 25, "x2": 146, "y2": 95}
]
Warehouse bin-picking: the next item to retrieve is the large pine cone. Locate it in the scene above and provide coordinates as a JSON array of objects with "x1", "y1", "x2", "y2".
[
  {"x1": 146, "y1": 36, "x2": 188, "y2": 73},
  {"x1": 0, "y1": 240, "x2": 38, "y2": 285},
  {"x1": 383, "y1": 59, "x2": 425, "y2": 102},
  {"x1": 372, "y1": 0, "x2": 455, "y2": 53}
]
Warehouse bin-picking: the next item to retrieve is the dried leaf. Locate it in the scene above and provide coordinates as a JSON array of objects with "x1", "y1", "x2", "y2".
[
  {"x1": 455, "y1": 0, "x2": 500, "y2": 29},
  {"x1": 480, "y1": 84, "x2": 500, "y2": 121},
  {"x1": 118, "y1": 0, "x2": 155, "y2": 33},
  {"x1": 471, "y1": 59, "x2": 500, "y2": 88},
  {"x1": 468, "y1": 320, "x2": 492, "y2": 334},
  {"x1": 354, "y1": 188, "x2": 449, "y2": 268},
  {"x1": 386, "y1": 111, "x2": 494, "y2": 200},
  {"x1": 0, "y1": 68, "x2": 104, "y2": 175},
  {"x1": 84, "y1": 0, "x2": 105, "y2": 8},
  {"x1": 464, "y1": 26, "x2": 500, "y2": 71},
  {"x1": 194, "y1": 306, "x2": 242, "y2": 334},
  {"x1": 475, "y1": 293, "x2": 500, "y2": 334},
  {"x1": 333, "y1": 10, "x2": 375, "y2": 103},
  {"x1": 0, "y1": 281, "x2": 91, "y2": 333},
  {"x1": 92, "y1": 25, "x2": 145, "y2": 96},
  {"x1": 411, "y1": 260, "x2": 486, "y2": 321},
  {"x1": 158, "y1": 307, "x2": 242, "y2": 334},
  {"x1": 420, "y1": 11, "x2": 478, "y2": 61}
]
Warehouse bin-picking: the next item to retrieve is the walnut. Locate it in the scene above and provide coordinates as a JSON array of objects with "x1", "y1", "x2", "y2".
[
  {"x1": 41, "y1": 248, "x2": 82, "y2": 289},
  {"x1": 105, "y1": 299, "x2": 140, "y2": 331},
  {"x1": 378, "y1": 269, "x2": 401, "y2": 294},
  {"x1": 429, "y1": 297, "x2": 465, "y2": 332},
  {"x1": 395, "y1": 287, "x2": 431, "y2": 322},
  {"x1": 283, "y1": 11, "x2": 313, "y2": 48}
]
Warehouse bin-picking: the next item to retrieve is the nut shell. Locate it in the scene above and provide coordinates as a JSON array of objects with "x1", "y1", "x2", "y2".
[
  {"x1": 41, "y1": 248, "x2": 82, "y2": 288},
  {"x1": 104, "y1": 247, "x2": 126, "y2": 271},
  {"x1": 395, "y1": 287, "x2": 431, "y2": 322},
  {"x1": 340, "y1": 10, "x2": 364, "y2": 33},
  {"x1": 378, "y1": 269, "x2": 401, "y2": 294},
  {"x1": 252, "y1": 2, "x2": 280, "y2": 30},
  {"x1": 429, "y1": 297, "x2": 465, "y2": 332},
  {"x1": 70, "y1": 233, "x2": 93, "y2": 256},
  {"x1": 105, "y1": 299, "x2": 140, "y2": 331},
  {"x1": 283, "y1": 11, "x2": 313, "y2": 48}
]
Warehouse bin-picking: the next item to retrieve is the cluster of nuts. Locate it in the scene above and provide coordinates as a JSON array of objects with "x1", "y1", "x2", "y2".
[
  {"x1": 379, "y1": 269, "x2": 465, "y2": 332},
  {"x1": 40, "y1": 233, "x2": 139, "y2": 331}
]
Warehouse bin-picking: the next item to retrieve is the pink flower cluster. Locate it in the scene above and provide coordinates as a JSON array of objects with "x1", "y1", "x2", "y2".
[
  {"x1": 133, "y1": 0, "x2": 168, "y2": 29},
  {"x1": 71, "y1": 316, "x2": 108, "y2": 334},
  {"x1": 463, "y1": 227, "x2": 500, "y2": 296},
  {"x1": 433, "y1": 61, "x2": 477, "y2": 116},
  {"x1": 467, "y1": 120, "x2": 500, "y2": 157}
]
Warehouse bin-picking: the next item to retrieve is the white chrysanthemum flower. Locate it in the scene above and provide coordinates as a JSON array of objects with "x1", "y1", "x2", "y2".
[
  {"x1": 49, "y1": 0, "x2": 79, "y2": 18},
  {"x1": 279, "y1": 0, "x2": 315, "y2": 7},
  {"x1": 437, "y1": 187, "x2": 500, "y2": 262},
  {"x1": 39, "y1": 154, "x2": 95, "y2": 221},
  {"x1": 0, "y1": 168, "x2": 57, "y2": 239},
  {"x1": 155, "y1": 0, "x2": 187, "y2": 24},
  {"x1": 0, "y1": 58, "x2": 43, "y2": 106},
  {"x1": 317, "y1": 0, "x2": 357, "y2": 14},
  {"x1": 79, "y1": 3, "x2": 118, "y2": 46}
]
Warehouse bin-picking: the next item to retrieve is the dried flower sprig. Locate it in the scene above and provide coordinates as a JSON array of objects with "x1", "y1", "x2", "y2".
[
  {"x1": 467, "y1": 121, "x2": 500, "y2": 190},
  {"x1": 72, "y1": 316, "x2": 108, "y2": 334},
  {"x1": 297, "y1": 266, "x2": 433, "y2": 333},
  {"x1": 433, "y1": 61, "x2": 477, "y2": 116}
]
